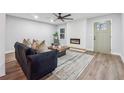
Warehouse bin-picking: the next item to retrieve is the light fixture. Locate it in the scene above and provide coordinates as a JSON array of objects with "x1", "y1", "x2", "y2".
[
  {"x1": 50, "y1": 19, "x2": 54, "y2": 22},
  {"x1": 34, "y1": 15, "x2": 39, "y2": 19}
]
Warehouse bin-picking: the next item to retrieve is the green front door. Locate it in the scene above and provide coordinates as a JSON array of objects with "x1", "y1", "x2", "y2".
[{"x1": 94, "y1": 20, "x2": 111, "y2": 54}]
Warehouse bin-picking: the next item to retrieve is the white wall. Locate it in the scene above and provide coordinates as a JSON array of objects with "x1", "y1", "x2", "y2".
[
  {"x1": 0, "y1": 13, "x2": 5, "y2": 77},
  {"x1": 6, "y1": 14, "x2": 123, "y2": 56},
  {"x1": 121, "y1": 14, "x2": 124, "y2": 61},
  {"x1": 66, "y1": 19, "x2": 87, "y2": 49},
  {"x1": 86, "y1": 14, "x2": 122, "y2": 55},
  {"x1": 57, "y1": 14, "x2": 122, "y2": 56},
  {"x1": 57, "y1": 24, "x2": 67, "y2": 45},
  {"x1": 6, "y1": 15, "x2": 57, "y2": 52}
]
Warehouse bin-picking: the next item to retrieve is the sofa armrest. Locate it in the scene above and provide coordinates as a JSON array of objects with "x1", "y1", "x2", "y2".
[{"x1": 27, "y1": 50, "x2": 57, "y2": 73}]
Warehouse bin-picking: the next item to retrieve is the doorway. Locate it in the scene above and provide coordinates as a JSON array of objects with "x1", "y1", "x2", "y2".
[{"x1": 94, "y1": 20, "x2": 111, "y2": 54}]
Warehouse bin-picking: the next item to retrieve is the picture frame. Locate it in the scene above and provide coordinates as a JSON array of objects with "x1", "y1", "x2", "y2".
[{"x1": 60, "y1": 28, "x2": 65, "y2": 39}]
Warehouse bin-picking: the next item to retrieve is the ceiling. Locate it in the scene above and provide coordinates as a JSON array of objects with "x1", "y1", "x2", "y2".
[{"x1": 7, "y1": 13, "x2": 111, "y2": 25}]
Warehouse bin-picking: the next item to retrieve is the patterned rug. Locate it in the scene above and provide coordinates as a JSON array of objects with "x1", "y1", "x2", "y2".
[{"x1": 52, "y1": 50, "x2": 94, "y2": 80}]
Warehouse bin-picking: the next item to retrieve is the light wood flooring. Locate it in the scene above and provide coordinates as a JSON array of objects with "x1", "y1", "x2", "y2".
[{"x1": 1, "y1": 51, "x2": 124, "y2": 80}]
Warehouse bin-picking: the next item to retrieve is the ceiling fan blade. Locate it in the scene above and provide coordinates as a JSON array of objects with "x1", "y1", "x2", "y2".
[
  {"x1": 54, "y1": 18, "x2": 58, "y2": 22},
  {"x1": 63, "y1": 14, "x2": 71, "y2": 18},
  {"x1": 61, "y1": 19, "x2": 64, "y2": 22},
  {"x1": 63, "y1": 18, "x2": 73, "y2": 20},
  {"x1": 53, "y1": 13, "x2": 58, "y2": 17}
]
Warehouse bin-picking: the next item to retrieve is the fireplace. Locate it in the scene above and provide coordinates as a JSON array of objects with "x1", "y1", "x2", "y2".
[{"x1": 70, "y1": 38, "x2": 80, "y2": 44}]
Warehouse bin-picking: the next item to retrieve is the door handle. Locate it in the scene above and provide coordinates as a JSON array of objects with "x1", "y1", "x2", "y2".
[{"x1": 94, "y1": 36, "x2": 95, "y2": 40}]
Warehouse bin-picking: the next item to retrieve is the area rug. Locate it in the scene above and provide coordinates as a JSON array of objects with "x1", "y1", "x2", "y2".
[{"x1": 53, "y1": 50, "x2": 94, "y2": 80}]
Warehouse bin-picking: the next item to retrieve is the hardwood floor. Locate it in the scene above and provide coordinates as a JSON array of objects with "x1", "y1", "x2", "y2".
[
  {"x1": 77, "y1": 53, "x2": 124, "y2": 80},
  {"x1": 5, "y1": 52, "x2": 15, "y2": 63},
  {"x1": 1, "y1": 52, "x2": 124, "y2": 80}
]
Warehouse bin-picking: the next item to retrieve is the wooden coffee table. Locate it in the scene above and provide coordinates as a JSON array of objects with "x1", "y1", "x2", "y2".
[{"x1": 48, "y1": 46, "x2": 69, "y2": 57}]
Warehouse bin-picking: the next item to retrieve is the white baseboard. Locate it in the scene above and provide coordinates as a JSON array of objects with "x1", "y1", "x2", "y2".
[
  {"x1": 111, "y1": 52, "x2": 121, "y2": 55},
  {"x1": 0, "y1": 73, "x2": 5, "y2": 77},
  {"x1": 120, "y1": 55, "x2": 124, "y2": 63},
  {"x1": 5, "y1": 50, "x2": 15, "y2": 54},
  {"x1": 112, "y1": 52, "x2": 124, "y2": 63},
  {"x1": 0, "y1": 63, "x2": 6, "y2": 77}
]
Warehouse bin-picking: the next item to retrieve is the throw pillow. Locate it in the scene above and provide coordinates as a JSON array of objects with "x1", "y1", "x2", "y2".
[
  {"x1": 37, "y1": 40, "x2": 48, "y2": 52},
  {"x1": 31, "y1": 40, "x2": 37, "y2": 49},
  {"x1": 23, "y1": 39, "x2": 31, "y2": 47}
]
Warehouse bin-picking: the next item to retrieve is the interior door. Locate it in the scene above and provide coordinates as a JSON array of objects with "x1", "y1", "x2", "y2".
[{"x1": 94, "y1": 20, "x2": 111, "y2": 54}]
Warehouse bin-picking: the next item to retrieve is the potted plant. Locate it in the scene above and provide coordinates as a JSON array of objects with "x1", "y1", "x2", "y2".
[
  {"x1": 53, "y1": 32, "x2": 59, "y2": 45},
  {"x1": 53, "y1": 32, "x2": 58, "y2": 39}
]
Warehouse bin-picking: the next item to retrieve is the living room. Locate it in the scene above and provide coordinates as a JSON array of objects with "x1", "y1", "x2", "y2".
[
  {"x1": 1, "y1": 0, "x2": 124, "y2": 92},
  {"x1": 0, "y1": 13, "x2": 124, "y2": 80}
]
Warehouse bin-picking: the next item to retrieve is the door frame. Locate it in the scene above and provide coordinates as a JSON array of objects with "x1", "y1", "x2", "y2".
[{"x1": 93, "y1": 19, "x2": 112, "y2": 54}]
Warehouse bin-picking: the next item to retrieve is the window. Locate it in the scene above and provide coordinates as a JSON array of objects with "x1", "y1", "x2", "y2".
[{"x1": 96, "y1": 21, "x2": 109, "y2": 31}]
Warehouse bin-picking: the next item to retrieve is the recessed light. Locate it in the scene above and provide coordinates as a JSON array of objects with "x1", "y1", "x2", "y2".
[
  {"x1": 34, "y1": 15, "x2": 39, "y2": 19},
  {"x1": 50, "y1": 19, "x2": 54, "y2": 22}
]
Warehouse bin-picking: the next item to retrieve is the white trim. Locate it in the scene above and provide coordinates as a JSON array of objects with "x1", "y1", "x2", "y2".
[
  {"x1": 111, "y1": 52, "x2": 122, "y2": 56},
  {"x1": 0, "y1": 62, "x2": 6, "y2": 77},
  {"x1": 0, "y1": 73, "x2": 5, "y2": 77},
  {"x1": 111, "y1": 52, "x2": 124, "y2": 63},
  {"x1": 120, "y1": 54, "x2": 124, "y2": 63},
  {"x1": 5, "y1": 50, "x2": 15, "y2": 54}
]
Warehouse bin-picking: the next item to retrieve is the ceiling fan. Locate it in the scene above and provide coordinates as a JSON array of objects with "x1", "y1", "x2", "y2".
[{"x1": 53, "y1": 13, "x2": 73, "y2": 22}]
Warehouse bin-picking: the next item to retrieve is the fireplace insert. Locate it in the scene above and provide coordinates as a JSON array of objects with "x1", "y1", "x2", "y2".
[{"x1": 70, "y1": 38, "x2": 80, "y2": 44}]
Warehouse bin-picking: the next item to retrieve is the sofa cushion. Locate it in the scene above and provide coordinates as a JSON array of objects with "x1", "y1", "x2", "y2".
[{"x1": 26, "y1": 48, "x2": 36, "y2": 56}]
